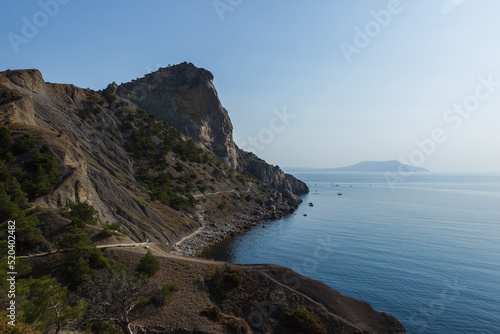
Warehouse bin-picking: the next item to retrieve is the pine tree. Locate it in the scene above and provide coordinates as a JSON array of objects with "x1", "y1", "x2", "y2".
[
  {"x1": 135, "y1": 250, "x2": 160, "y2": 277},
  {"x1": 0, "y1": 187, "x2": 18, "y2": 221},
  {"x1": 19, "y1": 276, "x2": 87, "y2": 334},
  {"x1": 0, "y1": 125, "x2": 13, "y2": 149},
  {"x1": 6, "y1": 176, "x2": 27, "y2": 207}
]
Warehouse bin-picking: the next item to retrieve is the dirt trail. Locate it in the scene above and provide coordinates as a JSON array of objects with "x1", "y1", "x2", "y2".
[
  {"x1": 19, "y1": 242, "x2": 220, "y2": 266},
  {"x1": 192, "y1": 186, "x2": 251, "y2": 198}
]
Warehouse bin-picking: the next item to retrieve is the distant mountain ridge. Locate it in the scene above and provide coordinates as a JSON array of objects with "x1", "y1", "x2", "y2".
[{"x1": 287, "y1": 160, "x2": 430, "y2": 173}]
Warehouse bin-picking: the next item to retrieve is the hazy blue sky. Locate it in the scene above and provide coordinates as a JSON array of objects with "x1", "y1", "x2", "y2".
[{"x1": 1, "y1": 0, "x2": 499, "y2": 172}]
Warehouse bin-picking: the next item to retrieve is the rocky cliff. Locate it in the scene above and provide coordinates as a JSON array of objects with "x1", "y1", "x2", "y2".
[
  {"x1": 116, "y1": 62, "x2": 308, "y2": 201},
  {"x1": 0, "y1": 66, "x2": 405, "y2": 333},
  {"x1": 116, "y1": 63, "x2": 238, "y2": 168},
  {"x1": 0, "y1": 66, "x2": 308, "y2": 252}
]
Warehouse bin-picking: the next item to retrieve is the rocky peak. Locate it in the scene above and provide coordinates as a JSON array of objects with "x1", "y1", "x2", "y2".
[
  {"x1": 105, "y1": 82, "x2": 118, "y2": 94},
  {"x1": 3, "y1": 69, "x2": 46, "y2": 93},
  {"x1": 116, "y1": 62, "x2": 239, "y2": 168},
  {"x1": 116, "y1": 62, "x2": 308, "y2": 196}
]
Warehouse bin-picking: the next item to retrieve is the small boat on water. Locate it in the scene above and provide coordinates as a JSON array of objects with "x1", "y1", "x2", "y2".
[
  {"x1": 303, "y1": 214, "x2": 307, "y2": 216},
  {"x1": 338, "y1": 193, "x2": 342, "y2": 196},
  {"x1": 308, "y1": 202, "x2": 313, "y2": 206}
]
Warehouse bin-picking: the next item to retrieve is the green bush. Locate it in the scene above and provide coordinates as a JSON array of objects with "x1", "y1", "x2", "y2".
[
  {"x1": 0, "y1": 188, "x2": 19, "y2": 221},
  {"x1": 135, "y1": 250, "x2": 160, "y2": 277},
  {"x1": 12, "y1": 133, "x2": 34, "y2": 155},
  {"x1": 100, "y1": 221, "x2": 126, "y2": 238},
  {"x1": 64, "y1": 201, "x2": 98, "y2": 226},
  {"x1": 6, "y1": 176, "x2": 28, "y2": 207},
  {"x1": 13, "y1": 211, "x2": 43, "y2": 250},
  {"x1": 123, "y1": 113, "x2": 204, "y2": 163},
  {"x1": 151, "y1": 283, "x2": 180, "y2": 306},
  {"x1": 100, "y1": 86, "x2": 117, "y2": 109},
  {"x1": 165, "y1": 282, "x2": 180, "y2": 292},
  {"x1": 0, "y1": 160, "x2": 10, "y2": 182},
  {"x1": 201, "y1": 305, "x2": 222, "y2": 321},
  {"x1": 0, "y1": 317, "x2": 40, "y2": 333},
  {"x1": 16, "y1": 150, "x2": 62, "y2": 199},
  {"x1": 87, "y1": 319, "x2": 118, "y2": 334},
  {"x1": 174, "y1": 161, "x2": 184, "y2": 172},
  {"x1": 76, "y1": 107, "x2": 92, "y2": 119},
  {"x1": 0, "y1": 126, "x2": 14, "y2": 149},
  {"x1": 0, "y1": 90, "x2": 22, "y2": 106},
  {"x1": 209, "y1": 264, "x2": 241, "y2": 300},
  {"x1": 284, "y1": 308, "x2": 326, "y2": 334},
  {"x1": 57, "y1": 225, "x2": 108, "y2": 285}
]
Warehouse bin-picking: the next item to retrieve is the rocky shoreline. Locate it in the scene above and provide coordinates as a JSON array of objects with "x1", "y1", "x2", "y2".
[{"x1": 171, "y1": 193, "x2": 301, "y2": 257}]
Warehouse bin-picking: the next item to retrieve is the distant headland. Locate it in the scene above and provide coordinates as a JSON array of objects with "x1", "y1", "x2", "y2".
[{"x1": 286, "y1": 160, "x2": 430, "y2": 173}]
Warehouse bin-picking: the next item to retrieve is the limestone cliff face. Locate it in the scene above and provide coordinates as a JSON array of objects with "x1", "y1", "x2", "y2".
[
  {"x1": 241, "y1": 153, "x2": 308, "y2": 205},
  {"x1": 0, "y1": 69, "x2": 198, "y2": 246},
  {"x1": 0, "y1": 67, "x2": 307, "y2": 248},
  {"x1": 116, "y1": 62, "x2": 239, "y2": 168},
  {"x1": 116, "y1": 62, "x2": 308, "y2": 197}
]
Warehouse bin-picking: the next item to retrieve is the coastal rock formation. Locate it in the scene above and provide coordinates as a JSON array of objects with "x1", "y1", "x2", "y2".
[
  {"x1": 116, "y1": 63, "x2": 308, "y2": 200},
  {"x1": 0, "y1": 65, "x2": 405, "y2": 333},
  {"x1": 116, "y1": 62, "x2": 239, "y2": 168},
  {"x1": 0, "y1": 66, "x2": 306, "y2": 252}
]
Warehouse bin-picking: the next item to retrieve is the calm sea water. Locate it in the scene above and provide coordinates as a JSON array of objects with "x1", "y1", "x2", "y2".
[{"x1": 202, "y1": 173, "x2": 500, "y2": 334}]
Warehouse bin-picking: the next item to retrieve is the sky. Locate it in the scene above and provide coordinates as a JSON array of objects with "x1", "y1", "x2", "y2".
[{"x1": 1, "y1": 0, "x2": 499, "y2": 172}]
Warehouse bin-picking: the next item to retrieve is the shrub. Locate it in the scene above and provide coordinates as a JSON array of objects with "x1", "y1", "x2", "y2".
[
  {"x1": 226, "y1": 317, "x2": 248, "y2": 332},
  {"x1": 165, "y1": 282, "x2": 180, "y2": 292},
  {"x1": 87, "y1": 320, "x2": 117, "y2": 334},
  {"x1": 0, "y1": 125, "x2": 14, "y2": 149},
  {"x1": 135, "y1": 250, "x2": 160, "y2": 277},
  {"x1": 6, "y1": 176, "x2": 28, "y2": 207},
  {"x1": 57, "y1": 226, "x2": 108, "y2": 285},
  {"x1": 151, "y1": 283, "x2": 180, "y2": 306},
  {"x1": 76, "y1": 107, "x2": 92, "y2": 119},
  {"x1": 14, "y1": 211, "x2": 43, "y2": 250},
  {"x1": 12, "y1": 133, "x2": 34, "y2": 155},
  {"x1": 201, "y1": 305, "x2": 222, "y2": 322},
  {"x1": 137, "y1": 108, "x2": 147, "y2": 118},
  {"x1": 0, "y1": 188, "x2": 19, "y2": 221},
  {"x1": 174, "y1": 161, "x2": 184, "y2": 172},
  {"x1": 284, "y1": 308, "x2": 326, "y2": 334},
  {"x1": 39, "y1": 143, "x2": 50, "y2": 153},
  {"x1": 0, "y1": 317, "x2": 40, "y2": 334},
  {"x1": 209, "y1": 264, "x2": 241, "y2": 300},
  {"x1": 100, "y1": 221, "x2": 126, "y2": 238},
  {"x1": 65, "y1": 201, "x2": 98, "y2": 226},
  {"x1": 0, "y1": 90, "x2": 22, "y2": 106},
  {"x1": 16, "y1": 150, "x2": 62, "y2": 199}
]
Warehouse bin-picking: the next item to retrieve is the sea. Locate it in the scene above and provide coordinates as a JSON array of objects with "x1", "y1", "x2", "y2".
[{"x1": 201, "y1": 172, "x2": 500, "y2": 334}]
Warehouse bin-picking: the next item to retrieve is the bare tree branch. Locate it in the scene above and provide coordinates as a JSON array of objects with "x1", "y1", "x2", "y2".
[{"x1": 78, "y1": 268, "x2": 158, "y2": 334}]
